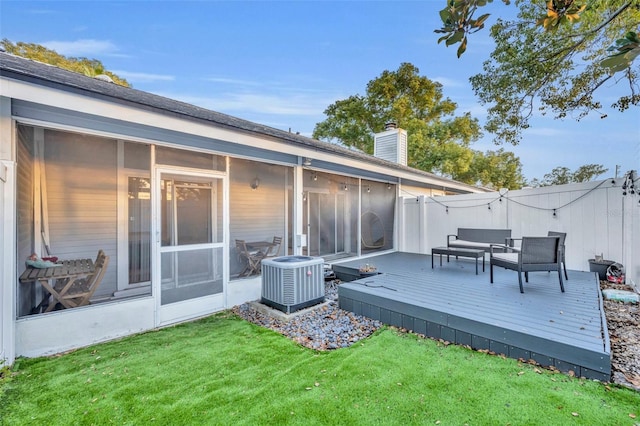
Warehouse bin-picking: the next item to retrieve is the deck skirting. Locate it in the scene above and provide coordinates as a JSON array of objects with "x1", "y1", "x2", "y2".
[{"x1": 334, "y1": 252, "x2": 611, "y2": 382}]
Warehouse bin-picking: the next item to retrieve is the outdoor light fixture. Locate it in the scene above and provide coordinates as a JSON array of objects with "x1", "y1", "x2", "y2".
[
  {"x1": 552, "y1": 209, "x2": 557, "y2": 218},
  {"x1": 303, "y1": 158, "x2": 312, "y2": 166},
  {"x1": 250, "y1": 178, "x2": 260, "y2": 190},
  {"x1": 343, "y1": 184, "x2": 348, "y2": 191},
  {"x1": 387, "y1": 183, "x2": 392, "y2": 190},
  {"x1": 445, "y1": 206, "x2": 449, "y2": 214},
  {"x1": 488, "y1": 203, "x2": 491, "y2": 210},
  {"x1": 312, "y1": 173, "x2": 318, "y2": 181},
  {"x1": 367, "y1": 186, "x2": 371, "y2": 193},
  {"x1": 621, "y1": 171, "x2": 637, "y2": 196}
]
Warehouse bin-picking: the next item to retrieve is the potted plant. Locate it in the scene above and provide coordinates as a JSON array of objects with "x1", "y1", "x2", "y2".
[
  {"x1": 588, "y1": 254, "x2": 616, "y2": 281},
  {"x1": 358, "y1": 263, "x2": 378, "y2": 277}
]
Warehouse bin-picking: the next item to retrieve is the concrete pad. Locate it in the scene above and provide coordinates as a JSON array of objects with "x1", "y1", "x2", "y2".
[{"x1": 246, "y1": 299, "x2": 330, "y2": 322}]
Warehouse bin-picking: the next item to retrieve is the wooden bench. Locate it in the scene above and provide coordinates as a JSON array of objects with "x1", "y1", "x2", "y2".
[
  {"x1": 447, "y1": 228, "x2": 512, "y2": 251},
  {"x1": 431, "y1": 246, "x2": 485, "y2": 275}
]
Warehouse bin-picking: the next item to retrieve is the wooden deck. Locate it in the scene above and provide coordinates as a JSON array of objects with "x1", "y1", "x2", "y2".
[{"x1": 332, "y1": 252, "x2": 610, "y2": 381}]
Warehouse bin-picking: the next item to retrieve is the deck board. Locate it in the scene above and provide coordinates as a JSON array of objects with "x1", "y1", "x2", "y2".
[{"x1": 332, "y1": 252, "x2": 610, "y2": 381}]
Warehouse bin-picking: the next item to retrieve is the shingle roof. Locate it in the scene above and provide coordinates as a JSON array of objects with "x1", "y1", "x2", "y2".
[{"x1": 0, "y1": 52, "x2": 485, "y2": 193}]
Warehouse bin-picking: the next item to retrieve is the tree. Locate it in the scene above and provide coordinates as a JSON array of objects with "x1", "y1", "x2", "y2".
[
  {"x1": 435, "y1": 1, "x2": 640, "y2": 145},
  {"x1": 528, "y1": 164, "x2": 608, "y2": 186},
  {"x1": 458, "y1": 149, "x2": 526, "y2": 189},
  {"x1": 570, "y1": 163, "x2": 609, "y2": 182},
  {"x1": 1, "y1": 39, "x2": 130, "y2": 87},
  {"x1": 313, "y1": 63, "x2": 524, "y2": 187}
]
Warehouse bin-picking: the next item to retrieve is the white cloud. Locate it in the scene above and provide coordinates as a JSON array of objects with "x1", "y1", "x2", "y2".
[
  {"x1": 433, "y1": 76, "x2": 465, "y2": 88},
  {"x1": 525, "y1": 127, "x2": 567, "y2": 137},
  {"x1": 169, "y1": 91, "x2": 331, "y2": 117},
  {"x1": 203, "y1": 77, "x2": 263, "y2": 86},
  {"x1": 459, "y1": 104, "x2": 488, "y2": 117},
  {"x1": 26, "y1": 9, "x2": 56, "y2": 15},
  {"x1": 112, "y1": 70, "x2": 175, "y2": 83},
  {"x1": 41, "y1": 39, "x2": 123, "y2": 57}
]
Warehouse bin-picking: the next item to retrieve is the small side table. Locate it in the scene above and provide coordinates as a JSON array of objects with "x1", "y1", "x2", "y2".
[{"x1": 431, "y1": 247, "x2": 485, "y2": 275}]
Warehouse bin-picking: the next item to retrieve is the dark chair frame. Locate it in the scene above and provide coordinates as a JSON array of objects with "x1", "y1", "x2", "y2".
[
  {"x1": 490, "y1": 236, "x2": 565, "y2": 293},
  {"x1": 547, "y1": 231, "x2": 568, "y2": 280}
]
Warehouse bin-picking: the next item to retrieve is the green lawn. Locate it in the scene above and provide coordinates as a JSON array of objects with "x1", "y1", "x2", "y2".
[{"x1": 1, "y1": 311, "x2": 638, "y2": 425}]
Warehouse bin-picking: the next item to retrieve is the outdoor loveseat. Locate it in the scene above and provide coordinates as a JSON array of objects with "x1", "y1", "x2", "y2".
[{"x1": 447, "y1": 228, "x2": 512, "y2": 251}]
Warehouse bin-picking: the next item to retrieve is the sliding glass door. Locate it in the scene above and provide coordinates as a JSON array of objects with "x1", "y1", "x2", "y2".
[{"x1": 304, "y1": 191, "x2": 345, "y2": 257}]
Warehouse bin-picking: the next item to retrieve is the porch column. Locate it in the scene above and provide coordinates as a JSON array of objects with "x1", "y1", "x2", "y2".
[
  {"x1": 293, "y1": 162, "x2": 305, "y2": 255},
  {"x1": 0, "y1": 96, "x2": 16, "y2": 366}
]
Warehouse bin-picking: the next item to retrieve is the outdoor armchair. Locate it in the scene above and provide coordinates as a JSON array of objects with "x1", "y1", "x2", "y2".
[
  {"x1": 490, "y1": 236, "x2": 565, "y2": 293},
  {"x1": 506, "y1": 231, "x2": 568, "y2": 281}
]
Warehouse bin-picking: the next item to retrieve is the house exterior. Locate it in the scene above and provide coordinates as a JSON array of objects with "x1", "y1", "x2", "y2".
[{"x1": 0, "y1": 52, "x2": 486, "y2": 365}]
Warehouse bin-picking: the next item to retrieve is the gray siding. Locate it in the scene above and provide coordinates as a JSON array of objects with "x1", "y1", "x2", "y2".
[
  {"x1": 229, "y1": 159, "x2": 288, "y2": 274},
  {"x1": 44, "y1": 130, "x2": 118, "y2": 297}
]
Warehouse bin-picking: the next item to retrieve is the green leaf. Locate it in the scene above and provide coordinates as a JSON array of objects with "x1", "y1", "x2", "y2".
[
  {"x1": 446, "y1": 31, "x2": 465, "y2": 46},
  {"x1": 439, "y1": 8, "x2": 451, "y2": 24},
  {"x1": 437, "y1": 34, "x2": 451, "y2": 44},
  {"x1": 625, "y1": 31, "x2": 640, "y2": 43},
  {"x1": 600, "y1": 55, "x2": 632, "y2": 73},
  {"x1": 457, "y1": 37, "x2": 468, "y2": 58},
  {"x1": 475, "y1": 13, "x2": 491, "y2": 27}
]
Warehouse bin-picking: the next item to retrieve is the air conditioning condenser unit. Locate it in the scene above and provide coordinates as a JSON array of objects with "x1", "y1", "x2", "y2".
[{"x1": 261, "y1": 255, "x2": 324, "y2": 314}]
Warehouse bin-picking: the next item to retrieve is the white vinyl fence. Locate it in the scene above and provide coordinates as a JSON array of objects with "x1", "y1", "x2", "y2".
[{"x1": 399, "y1": 176, "x2": 639, "y2": 287}]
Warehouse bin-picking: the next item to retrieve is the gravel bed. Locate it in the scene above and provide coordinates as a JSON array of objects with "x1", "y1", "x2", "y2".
[
  {"x1": 600, "y1": 280, "x2": 640, "y2": 391},
  {"x1": 231, "y1": 280, "x2": 382, "y2": 351}
]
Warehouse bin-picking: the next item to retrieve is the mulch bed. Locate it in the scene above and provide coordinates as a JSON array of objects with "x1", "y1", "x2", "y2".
[{"x1": 600, "y1": 280, "x2": 640, "y2": 391}]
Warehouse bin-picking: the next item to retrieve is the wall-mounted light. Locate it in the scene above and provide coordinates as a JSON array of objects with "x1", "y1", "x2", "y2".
[
  {"x1": 387, "y1": 183, "x2": 392, "y2": 190},
  {"x1": 552, "y1": 209, "x2": 557, "y2": 218},
  {"x1": 367, "y1": 185, "x2": 371, "y2": 193},
  {"x1": 312, "y1": 172, "x2": 318, "y2": 181},
  {"x1": 343, "y1": 184, "x2": 348, "y2": 191},
  {"x1": 303, "y1": 191, "x2": 307, "y2": 202},
  {"x1": 445, "y1": 206, "x2": 449, "y2": 214},
  {"x1": 250, "y1": 178, "x2": 260, "y2": 190},
  {"x1": 303, "y1": 158, "x2": 312, "y2": 166},
  {"x1": 487, "y1": 203, "x2": 491, "y2": 210}
]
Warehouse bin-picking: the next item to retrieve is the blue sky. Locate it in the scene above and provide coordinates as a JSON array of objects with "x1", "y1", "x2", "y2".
[{"x1": 1, "y1": 0, "x2": 638, "y2": 181}]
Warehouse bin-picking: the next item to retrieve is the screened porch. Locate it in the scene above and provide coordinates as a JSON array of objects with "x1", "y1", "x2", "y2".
[{"x1": 15, "y1": 123, "x2": 397, "y2": 318}]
